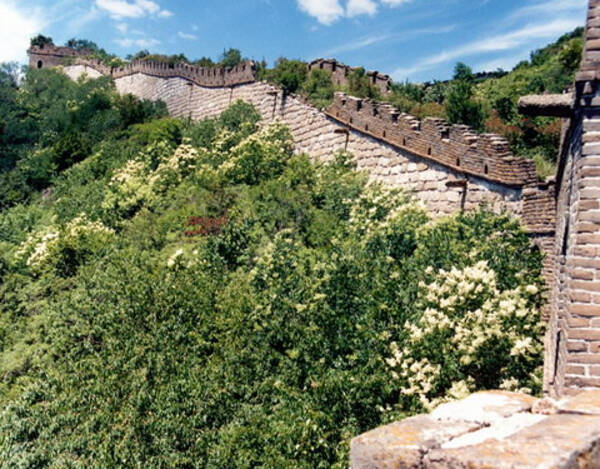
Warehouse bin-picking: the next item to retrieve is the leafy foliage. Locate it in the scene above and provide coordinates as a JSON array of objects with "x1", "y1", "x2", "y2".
[
  {"x1": 0, "y1": 77, "x2": 545, "y2": 468},
  {"x1": 29, "y1": 35, "x2": 54, "y2": 48},
  {"x1": 0, "y1": 67, "x2": 167, "y2": 208},
  {"x1": 345, "y1": 67, "x2": 381, "y2": 100},
  {"x1": 445, "y1": 64, "x2": 485, "y2": 131},
  {"x1": 262, "y1": 58, "x2": 309, "y2": 94},
  {"x1": 220, "y1": 48, "x2": 245, "y2": 68}
]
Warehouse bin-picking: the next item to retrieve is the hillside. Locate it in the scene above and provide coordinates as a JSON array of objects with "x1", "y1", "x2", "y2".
[{"x1": 0, "y1": 64, "x2": 547, "y2": 467}]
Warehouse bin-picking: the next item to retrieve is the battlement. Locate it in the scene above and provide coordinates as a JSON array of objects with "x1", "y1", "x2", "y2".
[
  {"x1": 108, "y1": 59, "x2": 258, "y2": 87},
  {"x1": 28, "y1": 44, "x2": 88, "y2": 69},
  {"x1": 27, "y1": 46, "x2": 258, "y2": 88},
  {"x1": 309, "y1": 58, "x2": 392, "y2": 94},
  {"x1": 325, "y1": 92, "x2": 538, "y2": 186},
  {"x1": 577, "y1": 0, "x2": 600, "y2": 81}
]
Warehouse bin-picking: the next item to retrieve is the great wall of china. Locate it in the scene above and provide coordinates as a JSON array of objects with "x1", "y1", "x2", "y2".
[
  {"x1": 28, "y1": 3, "x2": 600, "y2": 462},
  {"x1": 29, "y1": 43, "x2": 558, "y2": 279}
]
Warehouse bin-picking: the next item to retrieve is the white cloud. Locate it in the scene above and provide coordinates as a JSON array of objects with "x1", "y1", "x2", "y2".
[
  {"x1": 346, "y1": 0, "x2": 378, "y2": 17},
  {"x1": 380, "y1": 0, "x2": 412, "y2": 5},
  {"x1": 0, "y1": 1, "x2": 44, "y2": 63},
  {"x1": 507, "y1": 0, "x2": 586, "y2": 22},
  {"x1": 324, "y1": 33, "x2": 389, "y2": 55},
  {"x1": 475, "y1": 51, "x2": 531, "y2": 73},
  {"x1": 177, "y1": 31, "x2": 197, "y2": 40},
  {"x1": 95, "y1": 0, "x2": 172, "y2": 19},
  {"x1": 296, "y1": 0, "x2": 344, "y2": 25},
  {"x1": 392, "y1": 17, "x2": 584, "y2": 80},
  {"x1": 115, "y1": 37, "x2": 160, "y2": 48},
  {"x1": 323, "y1": 24, "x2": 455, "y2": 55},
  {"x1": 297, "y1": 0, "x2": 413, "y2": 24},
  {"x1": 116, "y1": 22, "x2": 128, "y2": 33}
]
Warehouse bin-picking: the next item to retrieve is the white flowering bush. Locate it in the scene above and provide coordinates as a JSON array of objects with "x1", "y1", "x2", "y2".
[
  {"x1": 220, "y1": 122, "x2": 294, "y2": 185},
  {"x1": 348, "y1": 184, "x2": 411, "y2": 236},
  {"x1": 386, "y1": 259, "x2": 543, "y2": 411},
  {"x1": 14, "y1": 214, "x2": 114, "y2": 275},
  {"x1": 103, "y1": 140, "x2": 202, "y2": 216}
]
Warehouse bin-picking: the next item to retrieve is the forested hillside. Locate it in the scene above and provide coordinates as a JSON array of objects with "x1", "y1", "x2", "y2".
[{"x1": 0, "y1": 65, "x2": 545, "y2": 467}]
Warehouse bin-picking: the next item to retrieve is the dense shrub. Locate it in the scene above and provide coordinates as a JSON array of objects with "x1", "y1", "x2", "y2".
[
  {"x1": 0, "y1": 98, "x2": 544, "y2": 467},
  {"x1": 263, "y1": 58, "x2": 309, "y2": 94},
  {"x1": 0, "y1": 66, "x2": 167, "y2": 209},
  {"x1": 302, "y1": 69, "x2": 335, "y2": 108}
]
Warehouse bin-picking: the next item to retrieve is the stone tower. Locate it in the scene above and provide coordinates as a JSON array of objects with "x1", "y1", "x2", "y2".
[
  {"x1": 27, "y1": 44, "x2": 84, "y2": 70},
  {"x1": 543, "y1": 0, "x2": 600, "y2": 396}
]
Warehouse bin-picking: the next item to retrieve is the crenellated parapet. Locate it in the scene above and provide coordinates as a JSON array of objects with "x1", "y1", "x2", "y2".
[
  {"x1": 108, "y1": 59, "x2": 257, "y2": 87},
  {"x1": 325, "y1": 92, "x2": 538, "y2": 187},
  {"x1": 309, "y1": 58, "x2": 392, "y2": 94},
  {"x1": 28, "y1": 45, "x2": 258, "y2": 88},
  {"x1": 577, "y1": 0, "x2": 600, "y2": 81}
]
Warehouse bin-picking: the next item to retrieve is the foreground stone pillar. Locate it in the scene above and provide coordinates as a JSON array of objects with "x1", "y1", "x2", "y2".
[
  {"x1": 543, "y1": 0, "x2": 600, "y2": 397},
  {"x1": 350, "y1": 391, "x2": 600, "y2": 468}
]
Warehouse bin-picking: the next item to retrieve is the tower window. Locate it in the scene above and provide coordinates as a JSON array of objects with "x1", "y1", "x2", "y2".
[{"x1": 37, "y1": 60, "x2": 43, "y2": 69}]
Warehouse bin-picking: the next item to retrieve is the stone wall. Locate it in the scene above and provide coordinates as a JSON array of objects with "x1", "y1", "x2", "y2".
[
  {"x1": 53, "y1": 57, "x2": 558, "y2": 280},
  {"x1": 28, "y1": 45, "x2": 83, "y2": 70},
  {"x1": 31, "y1": 46, "x2": 551, "y2": 224},
  {"x1": 29, "y1": 45, "x2": 257, "y2": 88},
  {"x1": 308, "y1": 58, "x2": 392, "y2": 95},
  {"x1": 544, "y1": 0, "x2": 600, "y2": 397},
  {"x1": 109, "y1": 72, "x2": 526, "y2": 217},
  {"x1": 62, "y1": 64, "x2": 104, "y2": 81}
]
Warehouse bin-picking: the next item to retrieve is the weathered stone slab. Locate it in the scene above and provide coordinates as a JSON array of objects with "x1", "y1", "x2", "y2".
[
  {"x1": 350, "y1": 415, "x2": 481, "y2": 469},
  {"x1": 425, "y1": 413, "x2": 600, "y2": 469},
  {"x1": 558, "y1": 390, "x2": 600, "y2": 415},
  {"x1": 350, "y1": 391, "x2": 600, "y2": 468},
  {"x1": 430, "y1": 391, "x2": 538, "y2": 425},
  {"x1": 440, "y1": 413, "x2": 547, "y2": 450}
]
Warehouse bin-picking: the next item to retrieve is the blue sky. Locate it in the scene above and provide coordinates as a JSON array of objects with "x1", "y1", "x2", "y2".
[{"x1": 0, "y1": 0, "x2": 588, "y2": 82}]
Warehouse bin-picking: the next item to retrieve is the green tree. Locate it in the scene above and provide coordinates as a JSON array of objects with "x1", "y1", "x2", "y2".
[
  {"x1": 302, "y1": 69, "x2": 334, "y2": 108},
  {"x1": 126, "y1": 49, "x2": 150, "y2": 61},
  {"x1": 195, "y1": 56, "x2": 216, "y2": 67},
  {"x1": 220, "y1": 48, "x2": 244, "y2": 68},
  {"x1": 65, "y1": 38, "x2": 99, "y2": 52},
  {"x1": 265, "y1": 58, "x2": 308, "y2": 94},
  {"x1": 347, "y1": 67, "x2": 380, "y2": 99},
  {"x1": 446, "y1": 63, "x2": 485, "y2": 131},
  {"x1": 30, "y1": 34, "x2": 54, "y2": 48},
  {"x1": 453, "y1": 62, "x2": 474, "y2": 82}
]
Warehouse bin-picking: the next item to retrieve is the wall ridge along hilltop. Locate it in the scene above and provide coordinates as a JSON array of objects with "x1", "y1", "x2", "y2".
[{"x1": 28, "y1": 45, "x2": 556, "y2": 280}]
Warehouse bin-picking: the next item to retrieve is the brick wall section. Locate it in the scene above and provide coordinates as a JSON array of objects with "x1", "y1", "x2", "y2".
[
  {"x1": 109, "y1": 60, "x2": 257, "y2": 88},
  {"x1": 326, "y1": 93, "x2": 538, "y2": 187},
  {"x1": 579, "y1": 0, "x2": 600, "y2": 79},
  {"x1": 62, "y1": 64, "x2": 104, "y2": 81},
  {"x1": 110, "y1": 73, "x2": 526, "y2": 217},
  {"x1": 545, "y1": 0, "x2": 600, "y2": 397},
  {"x1": 309, "y1": 58, "x2": 392, "y2": 95}
]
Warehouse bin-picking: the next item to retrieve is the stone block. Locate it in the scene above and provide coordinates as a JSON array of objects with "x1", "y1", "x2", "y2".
[
  {"x1": 558, "y1": 390, "x2": 600, "y2": 415},
  {"x1": 430, "y1": 391, "x2": 538, "y2": 425},
  {"x1": 350, "y1": 415, "x2": 481, "y2": 469},
  {"x1": 425, "y1": 413, "x2": 600, "y2": 469},
  {"x1": 351, "y1": 391, "x2": 600, "y2": 469}
]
